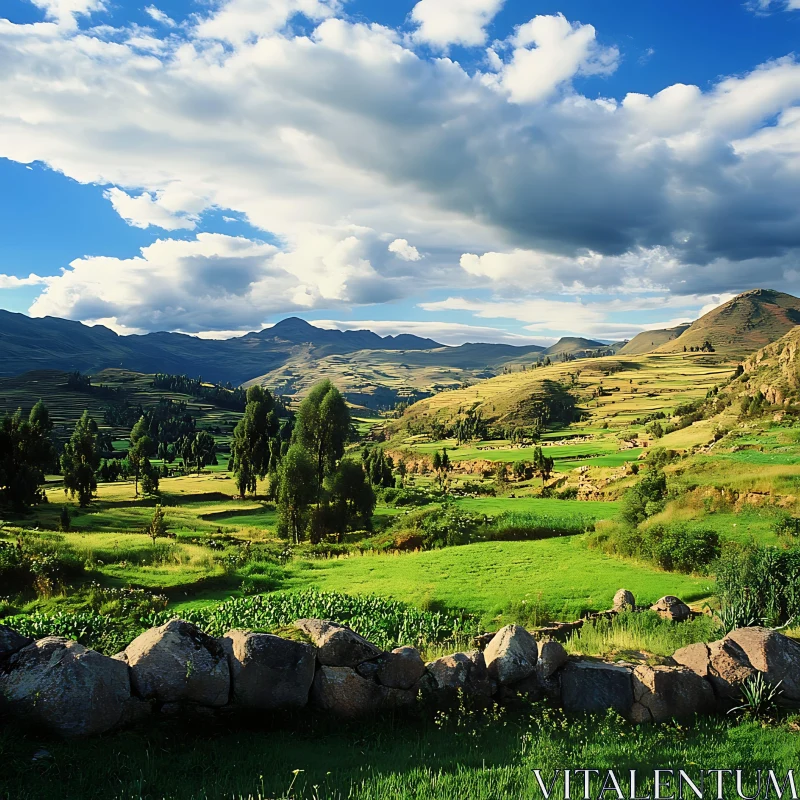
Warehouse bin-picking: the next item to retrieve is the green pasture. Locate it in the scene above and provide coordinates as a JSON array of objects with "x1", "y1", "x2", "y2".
[{"x1": 282, "y1": 537, "x2": 711, "y2": 627}]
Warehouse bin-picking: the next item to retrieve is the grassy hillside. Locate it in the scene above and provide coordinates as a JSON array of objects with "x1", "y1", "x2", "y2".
[
  {"x1": 392, "y1": 352, "x2": 735, "y2": 433},
  {"x1": 619, "y1": 324, "x2": 690, "y2": 355},
  {"x1": 658, "y1": 289, "x2": 800, "y2": 357},
  {"x1": 738, "y1": 324, "x2": 800, "y2": 404}
]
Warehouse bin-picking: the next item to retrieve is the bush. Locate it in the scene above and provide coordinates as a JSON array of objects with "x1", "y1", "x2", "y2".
[
  {"x1": 588, "y1": 521, "x2": 719, "y2": 574},
  {"x1": 488, "y1": 510, "x2": 592, "y2": 541},
  {"x1": 378, "y1": 487, "x2": 438, "y2": 507},
  {"x1": 0, "y1": 534, "x2": 84, "y2": 598},
  {"x1": 715, "y1": 545, "x2": 800, "y2": 628},
  {"x1": 619, "y1": 471, "x2": 668, "y2": 526}
]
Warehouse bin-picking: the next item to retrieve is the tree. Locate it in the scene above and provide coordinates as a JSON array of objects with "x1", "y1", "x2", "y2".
[
  {"x1": 396, "y1": 458, "x2": 407, "y2": 487},
  {"x1": 0, "y1": 401, "x2": 55, "y2": 511},
  {"x1": 230, "y1": 385, "x2": 279, "y2": 497},
  {"x1": 146, "y1": 504, "x2": 168, "y2": 545},
  {"x1": 532, "y1": 447, "x2": 554, "y2": 486},
  {"x1": 292, "y1": 380, "x2": 350, "y2": 498},
  {"x1": 191, "y1": 430, "x2": 217, "y2": 474},
  {"x1": 62, "y1": 410, "x2": 100, "y2": 507},
  {"x1": 620, "y1": 470, "x2": 668, "y2": 527},
  {"x1": 326, "y1": 460, "x2": 376, "y2": 541},
  {"x1": 276, "y1": 444, "x2": 318, "y2": 544},
  {"x1": 59, "y1": 505, "x2": 71, "y2": 532},
  {"x1": 129, "y1": 434, "x2": 154, "y2": 497},
  {"x1": 140, "y1": 461, "x2": 160, "y2": 496}
]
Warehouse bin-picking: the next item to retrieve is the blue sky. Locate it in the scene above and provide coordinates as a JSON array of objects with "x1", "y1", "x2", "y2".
[{"x1": 1, "y1": 0, "x2": 800, "y2": 345}]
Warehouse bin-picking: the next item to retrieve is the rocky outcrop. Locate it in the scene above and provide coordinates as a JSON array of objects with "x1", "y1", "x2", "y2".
[
  {"x1": 631, "y1": 664, "x2": 715, "y2": 723},
  {"x1": 650, "y1": 596, "x2": 691, "y2": 622},
  {"x1": 294, "y1": 619, "x2": 381, "y2": 667},
  {"x1": 122, "y1": 619, "x2": 230, "y2": 708},
  {"x1": 312, "y1": 666, "x2": 387, "y2": 718},
  {"x1": 483, "y1": 625, "x2": 538, "y2": 685},
  {"x1": 0, "y1": 637, "x2": 138, "y2": 737},
  {"x1": 561, "y1": 660, "x2": 634, "y2": 715},
  {"x1": 222, "y1": 630, "x2": 316, "y2": 710},
  {"x1": 0, "y1": 625, "x2": 31, "y2": 662}
]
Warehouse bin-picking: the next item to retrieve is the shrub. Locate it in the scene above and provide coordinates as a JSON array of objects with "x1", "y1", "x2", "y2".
[{"x1": 619, "y1": 471, "x2": 668, "y2": 527}]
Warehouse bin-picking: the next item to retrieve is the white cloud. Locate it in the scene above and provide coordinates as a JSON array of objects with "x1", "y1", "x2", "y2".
[
  {"x1": 104, "y1": 188, "x2": 198, "y2": 230},
  {"x1": 485, "y1": 13, "x2": 619, "y2": 103},
  {"x1": 388, "y1": 238, "x2": 422, "y2": 261},
  {"x1": 29, "y1": 0, "x2": 105, "y2": 27},
  {"x1": 1, "y1": 3, "x2": 800, "y2": 335},
  {"x1": 410, "y1": 0, "x2": 504, "y2": 49},
  {"x1": 0, "y1": 273, "x2": 49, "y2": 289},
  {"x1": 144, "y1": 6, "x2": 175, "y2": 27},
  {"x1": 312, "y1": 318, "x2": 546, "y2": 346}
]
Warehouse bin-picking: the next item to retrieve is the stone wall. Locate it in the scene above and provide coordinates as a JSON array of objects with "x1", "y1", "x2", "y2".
[{"x1": 2, "y1": 593, "x2": 799, "y2": 738}]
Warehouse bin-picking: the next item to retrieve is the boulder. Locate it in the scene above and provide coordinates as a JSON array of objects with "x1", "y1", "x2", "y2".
[
  {"x1": 650, "y1": 596, "x2": 691, "y2": 622},
  {"x1": 537, "y1": 639, "x2": 568, "y2": 680},
  {"x1": 673, "y1": 639, "x2": 757, "y2": 704},
  {"x1": 561, "y1": 659, "x2": 634, "y2": 714},
  {"x1": 613, "y1": 589, "x2": 636, "y2": 612},
  {"x1": 0, "y1": 625, "x2": 31, "y2": 662},
  {"x1": 0, "y1": 637, "x2": 135, "y2": 737},
  {"x1": 426, "y1": 651, "x2": 492, "y2": 696},
  {"x1": 222, "y1": 630, "x2": 316, "y2": 710},
  {"x1": 123, "y1": 620, "x2": 229, "y2": 707},
  {"x1": 377, "y1": 646, "x2": 426, "y2": 690},
  {"x1": 631, "y1": 664, "x2": 715, "y2": 723},
  {"x1": 483, "y1": 625, "x2": 538, "y2": 685},
  {"x1": 311, "y1": 666, "x2": 387, "y2": 717},
  {"x1": 294, "y1": 619, "x2": 380, "y2": 667},
  {"x1": 725, "y1": 627, "x2": 800, "y2": 704}
]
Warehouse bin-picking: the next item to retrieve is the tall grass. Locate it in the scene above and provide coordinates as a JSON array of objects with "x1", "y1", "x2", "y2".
[{"x1": 564, "y1": 610, "x2": 719, "y2": 658}]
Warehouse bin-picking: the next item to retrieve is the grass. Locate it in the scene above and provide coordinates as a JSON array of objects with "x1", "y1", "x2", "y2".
[
  {"x1": 2, "y1": 710, "x2": 800, "y2": 800},
  {"x1": 282, "y1": 537, "x2": 712, "y2": 628}
]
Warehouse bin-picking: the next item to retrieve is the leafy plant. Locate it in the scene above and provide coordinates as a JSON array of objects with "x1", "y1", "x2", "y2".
[{"x1": 728, "y1": 673, "x2": 783, "y2": 718}]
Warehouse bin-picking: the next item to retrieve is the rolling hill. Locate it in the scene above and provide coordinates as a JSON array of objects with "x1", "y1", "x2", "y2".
[
  {"x1": 618, "y1": 324, "x2": 691, "y2": 355},
  {"x1": 656, "y1": 289, "x2": 800, "y2": 357}
]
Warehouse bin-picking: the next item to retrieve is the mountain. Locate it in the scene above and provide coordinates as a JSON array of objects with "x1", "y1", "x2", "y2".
[
  {"x1": 618, "y1": 324, "x2": 691, "y2": 355},
  {"x1": 0, "y1": 311, "x2": 442, "y2": 385},
  {"x1": 657, "y1": 289, "x2": 800, "y2": 358},
  {"x1": 543, "y1": 337, "x2": 618, "y2": 357}
]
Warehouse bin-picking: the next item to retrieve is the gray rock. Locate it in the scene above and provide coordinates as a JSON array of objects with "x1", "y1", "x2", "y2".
[
  {"x1": 378, "y1": 646, "x2": 426, "y2": 690},
  {"x1": 631, "y1": 664, "x2": 715, "y2": 723},
  {"x1": 537, "y1": 639, "x2": 568, "y2": 680},
  {"x1": 673, "y1": 639, "x2": 757, "y2": 705},
  {"x1": 123, "y1": 619, "x2": 230, "y2": 707},
  {"x1": 294, "y1": 619, "x2": 380, "y2": 667},
  {"x1": 561, "y1": 659, "x2": 634, "y2": 714},
  {"x1": 0, "y1": 637, "x2": 135, "y2": 737},
  {"x1": 725, "y1": 627, "x2": 800, "y2": 704},
  {"x1": 613, "y1": 589, "x2": 635, "y2": 612},
  {"x1": 0, "y1": 625, "x2": 32, "y2": 662},
  {"x1": 650, "y1": 596, "x2": 691, "y2": 622},
  {"x1": 311, "y1": 666, "x2": 387, "y2": 717},
  {"x1": 484, "y1": 625, "x2": 538, "y2": 685},
  {"x1": 425, "y1": 651, "x2": 492, "y2": 696},
  {"x1": 222, "y1": 630, "x2": 316, "y2": 710}
]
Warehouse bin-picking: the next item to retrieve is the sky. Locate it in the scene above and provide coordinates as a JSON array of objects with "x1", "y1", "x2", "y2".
[{"x1": 1, "y1": 0, "x2": 800, "y2": 347}]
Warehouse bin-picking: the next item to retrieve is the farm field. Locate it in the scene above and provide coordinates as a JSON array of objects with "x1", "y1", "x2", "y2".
[{"x1": 281, "y1": 538, "x2": 712, "y2": 627}]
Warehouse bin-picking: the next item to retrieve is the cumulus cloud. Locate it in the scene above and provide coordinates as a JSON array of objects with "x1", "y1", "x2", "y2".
[
  {"x1": 388, "y1": 239, "x2": 422, "y2": 261},
  {"x1": 485, "y1": 13, "x2": 619, "y2": 103},
  {"x1": 410, "y1": 0, "x2": 504, "y2": 49},
  {"x1": 104, "y1": 188, "x2": 197, "y2": 230},
  {"x1": 0, "y1": 273, "x2": 49, "y2": 289},
  {"x1": 2, "y1": 2, "x2": 800, "y2": 336},
  {"x1": 29, "y1": 0, "x2": 105, "y2": 27}
]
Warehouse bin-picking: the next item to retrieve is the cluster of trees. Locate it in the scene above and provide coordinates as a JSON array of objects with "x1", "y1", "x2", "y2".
[
  {"x1": 272, "y1": 382, "x2": 375, "y2": 544},
  {"x1": 152, "y1": 374, "x2": 248, "y2": 411},
  {"x1": 0, "y1": 402, "x2": 56, "y2": 511},
  {"x1": 683, "y1": 341, "x2": 715, "y2": 353},
  {"x1": 362, "y1": 447, "x2": 395, "y2": 488}
]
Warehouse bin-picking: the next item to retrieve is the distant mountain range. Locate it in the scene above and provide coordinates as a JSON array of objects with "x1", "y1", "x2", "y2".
[{"x1": 2, "y1": 289, "x2": 798, "y2": 409}]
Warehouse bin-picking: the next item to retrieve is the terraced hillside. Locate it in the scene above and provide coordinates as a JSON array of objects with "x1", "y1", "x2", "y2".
[
  {"x1": 657, "y1": 289, "x2": 800, "y2": 357},
  {"x1": 619, "y1": 324, "x2": 690, "y2": 355},
  {"x1": 391, "y1": 352, "x2": 736, "y2": 434}
]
